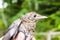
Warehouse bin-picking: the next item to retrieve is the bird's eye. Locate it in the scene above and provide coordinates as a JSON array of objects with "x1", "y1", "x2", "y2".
[{"x1": 34, "y1": 15, "x2": 36, "y2": 17}]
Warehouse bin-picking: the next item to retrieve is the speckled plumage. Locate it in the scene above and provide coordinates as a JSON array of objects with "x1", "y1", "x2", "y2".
[{"x1": 2, "y1": 12, "x2": 47, "y2": 40}]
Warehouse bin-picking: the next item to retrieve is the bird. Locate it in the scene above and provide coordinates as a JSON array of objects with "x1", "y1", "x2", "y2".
[{"x1": 2, "y1": 12, "x2": 47, "y2": 40}]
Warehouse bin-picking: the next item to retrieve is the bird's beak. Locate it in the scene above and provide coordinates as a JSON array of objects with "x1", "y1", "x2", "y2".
[
  {"x1": 36, "y1": 15, "x2": 48, "y2": 20},
  {"x1": 39, "y1": 16, "x2": 48, "y2": 19}
]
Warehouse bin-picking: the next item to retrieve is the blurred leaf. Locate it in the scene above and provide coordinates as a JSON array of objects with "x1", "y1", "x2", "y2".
[
  {"x1": 8, "y1": 9, "x2": 29, "y2": 25},
  {"x1": 0, "y1": 20, "x2": 3, "y2": 27}
]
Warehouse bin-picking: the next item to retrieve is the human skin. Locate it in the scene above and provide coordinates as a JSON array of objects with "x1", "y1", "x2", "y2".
[{"x1": 13, "y1": 32, "x2": 36, "y2": 40}]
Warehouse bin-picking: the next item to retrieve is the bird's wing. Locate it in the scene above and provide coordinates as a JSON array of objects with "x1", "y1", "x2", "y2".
[{"x1": 2, "y1": 19, "x2": 22, "y2": 40}]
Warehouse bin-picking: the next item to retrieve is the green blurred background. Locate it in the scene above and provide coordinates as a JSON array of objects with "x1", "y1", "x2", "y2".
[{"x1": 0, "y1": 0, "x2": 60, "y2": 40}]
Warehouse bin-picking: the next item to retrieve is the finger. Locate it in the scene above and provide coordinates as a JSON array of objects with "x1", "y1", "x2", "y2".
[{"x1": 15, "y1": 32, "x2": 25, "y2": 40}]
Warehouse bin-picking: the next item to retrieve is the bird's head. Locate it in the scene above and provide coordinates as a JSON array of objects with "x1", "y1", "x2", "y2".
[{"x1": 21, "y1": 12, "x2": 48, "y2": 22}]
